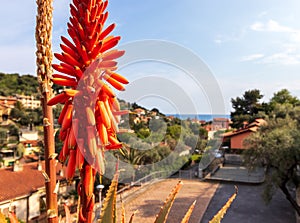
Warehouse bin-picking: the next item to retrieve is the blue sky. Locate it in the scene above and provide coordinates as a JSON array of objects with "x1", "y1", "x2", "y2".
[{"x1": 1, "y1": 1, "x2": 300, "y2": 114}]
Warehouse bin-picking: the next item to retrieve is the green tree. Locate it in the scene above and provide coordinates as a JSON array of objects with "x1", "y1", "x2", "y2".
[
  {"x1": 10, "y1": 101, "x2": 25, "y2": 121},
  {"x1": 189, "y1": 122, "x2": 200, "y2": 135},
  {"x1": 137, "y1": 127, "x2": 150, "y2": 139},
  {"x1": 8, "y1": 124, "x2": 19, "y2": 137},
  {"x1": 230, "y1": 89, "x2": 263, "y2": 129},
  {"x1": 10, "y1": 102, "x2": 43, "y2": 126},
  {"x1": 167, "y1": 124, "x2": 182, "y2": 139},
  {"x1": 270, "y1": 89, "x2": 300, "y2": 106},
  {"x1": 156, "y1": 144, "x2": 171, "y2": 160},
  {"x1": 243, "y1": 113, "x2": 300, "y2": 215},
  {"x1": 0, "y1": 73, "x2": 39, "y2": 96},
  {"x1": 184, "y1": 134, "x2": 198, "y2": 148},
  {"x1": 149, "y1": 118, "x2": 166, "y2": 132},
  {"x1": 199, "y1": 127, "x2": 208, "y2": 140},
  {"x1": 0, "y1": 128, "x2": 7, "y2": 145},
  {"x1": 259, "y1": 89, "x2": 300, "y2": 121}
]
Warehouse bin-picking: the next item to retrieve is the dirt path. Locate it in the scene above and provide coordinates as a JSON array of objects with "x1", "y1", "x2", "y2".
[{"x1": 116, "y1": 179, "x2": 219, "y2": 223}]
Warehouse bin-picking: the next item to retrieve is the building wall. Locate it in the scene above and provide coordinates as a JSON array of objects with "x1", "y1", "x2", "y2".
[
  {"x1": 15, "y1": 95, "x2": 41, "y2": 109},
  {"x1": 0, "y1": 190, "x2": 46, "y2": 222},
  {"x1": 230, "y1": 131, "x2": 252, "y2": 149},
  {"x1": 0, "y1": 197, "x2": 27, "y2": 222},
  {"x1": 0, "y1": 95, "x2": 40, "y2": 110},
  {"x1": 212, "y1": 119, "x2": 230, "y2": 131},
  {"x1": 28, "y1": 192, "x2": 41, "y2": 220}
]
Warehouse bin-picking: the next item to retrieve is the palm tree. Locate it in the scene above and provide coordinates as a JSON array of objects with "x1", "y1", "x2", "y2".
[{"x1": 117, "y1": 146, "x2": 145, "y2": 166}]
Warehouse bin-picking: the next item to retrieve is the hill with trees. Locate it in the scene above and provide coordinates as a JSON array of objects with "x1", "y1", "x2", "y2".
[{"x1": 0, "y1": 72, "x2": 39, "y2": 96}]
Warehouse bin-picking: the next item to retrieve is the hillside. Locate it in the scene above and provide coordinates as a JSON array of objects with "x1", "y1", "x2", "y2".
[{"x1": 0, "y1": 73, "x2": 39, "y2": 96}]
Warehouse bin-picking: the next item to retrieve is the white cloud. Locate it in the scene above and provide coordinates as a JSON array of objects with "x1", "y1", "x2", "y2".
[
  {"x1": 247, "y1": 19, "x2": 300, "y2": 65},
  {"x1": 261, "y1": 52, "x2": 300, "y2": 65},
  {"x1": 241, "y1": 54, "x2": 264, "y2": 62},
  {"x1": 241, "y1": 50, "x2": 300, "y2": 66},
  {"x1": 250, "y1": 22, "x2": 264, "y2": 31},
  {"x1": 250, "y1": 19, "x2": 300, "y2": 36},
  {"x1": 266, "y1": 20, "x2": 293, "y2": 32}
]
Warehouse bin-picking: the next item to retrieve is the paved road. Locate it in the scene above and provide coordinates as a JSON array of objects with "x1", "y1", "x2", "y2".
[{"x1": 201, "y1": 182, "x2": 296, "y2": 223}]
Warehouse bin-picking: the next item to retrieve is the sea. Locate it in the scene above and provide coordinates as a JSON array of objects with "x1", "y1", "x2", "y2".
[{"x1": 165, "y1": 114, "x2": 230, "y2": 122}]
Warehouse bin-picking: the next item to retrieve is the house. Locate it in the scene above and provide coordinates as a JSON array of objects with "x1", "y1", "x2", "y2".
[
  {"x1": 15, "y1": 94, "x2": 41, "y2": 109},
  {"x1": 212, "y1": 118, "x2": 231, "y2": 131},
  {"x1": 0, "y1": 95, "x2": 41, "y2": 113},
  {"x1": 19, "y1": 129, "x2": 40, "y2": 149},
  {"x1": 222, "y1": 118, "x2": 266, "y2": 152},
  {"x1": 133, "y1": 108, "x2": 146, "y2": 116},
  {"x1": 165, "y1": 115, "x2": 175, "y2": 121},
  {"x1": 0, "y1": 96, "x2": 17, "y2": 108},
  {"x1": 190, "y1": 118, "x2": 206, "y2": 125},
  {"x1": 0, "y1": 97, "x2": 16, "y2": 122},
  {"x1": 0, "y1": 149, "x2": 17, "y2": 167},
  {"x1": 0, "y1": 161, "x2": 77, "y2": 222}
]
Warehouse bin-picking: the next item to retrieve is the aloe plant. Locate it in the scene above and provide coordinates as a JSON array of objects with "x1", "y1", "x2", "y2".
[
  {"x1": 180, "y1": 200, "x2": 197, "y2": 223},
  {"x1": 99, "y1": 173, "x2": 118, "y2": 223},
  {"x1": 154, "y1": 181, "x2": 183, "y2": 223},
  {"x1": 209, "y1": 186, "x2": 238, "y2": 223}
]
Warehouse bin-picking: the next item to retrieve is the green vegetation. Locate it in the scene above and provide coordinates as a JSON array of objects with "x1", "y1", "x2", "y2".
[
  {"x1": 114, "y1": 102, "x2": 208, "y2": 179},
  {"x1": 10, "y1": 101, "x2": 43, "y2": 126},
  {"x1": 0, "y1": 72, "x2": 63, "y2": 96},
  {"x1": 0, "y1": 127, "x2": 8, "y2": 145},
  {"x1": 0, "y1": 73, "x2": 44, "y2": 132},
  {"x1": 233, "y1": 89, "x2": 300, "y2": 215},
  {"x1": 0, "y1": 72, "x2": 39, "y2": 96},
  {"x1": 230, "y1": 88, "x2": 300, "y2": 130},
  {"x1": 230, "y1": 89, "x2": 263, "y2": 129}
]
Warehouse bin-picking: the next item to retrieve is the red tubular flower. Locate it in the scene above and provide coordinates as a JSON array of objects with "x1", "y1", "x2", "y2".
[{"x1": 48, "y1": 0, "x2": 129, "y2": 221}]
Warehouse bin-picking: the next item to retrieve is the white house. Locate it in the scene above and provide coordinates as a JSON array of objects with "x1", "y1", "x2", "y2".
[{"x1": 0, "y1": 161, "x2": 77, "y2": 222}]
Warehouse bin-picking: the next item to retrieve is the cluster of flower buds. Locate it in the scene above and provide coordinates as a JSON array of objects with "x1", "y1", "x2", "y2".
[{"x1": 47, "y1": 0, "x2": 128, "y2": 220}]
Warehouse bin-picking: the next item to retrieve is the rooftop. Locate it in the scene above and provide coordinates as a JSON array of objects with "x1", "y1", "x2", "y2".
[{"x1": 0, "y1": 161, "x2": 66, "y2": 203}]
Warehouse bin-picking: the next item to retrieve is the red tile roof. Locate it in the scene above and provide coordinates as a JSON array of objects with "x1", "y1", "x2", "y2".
[
  {"x1": 222, "y1": 118, "x2": 266, "y2": 138},
  {"x1": 222, "y1": 126, "x2": 257, "y2": 138},
  {"x1": 0, "y1": 161, "x2": 66, "y2": 203},
  {"x1": 213, "y1": 118, "x2": 230, "y2": 121}
]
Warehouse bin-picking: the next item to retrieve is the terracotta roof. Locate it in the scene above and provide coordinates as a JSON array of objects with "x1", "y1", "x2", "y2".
[
  {"x1": 222, "y1": 126, "x2": 258, "y2": 138},
  {"x1": 0, "y1": 161, "x2": 66, "y2": 203},
  {"x1": 0, "y1": 104, "x2": 12, "y2": 109},
  {"x1": 213, "y1": 118, "x2": 230, "y2": 121},
  {"x1": 222, "y1": 118, "x2": 266, "y2": 138},
  {"x1": 247, "y1": 118, "x2": 266, "y2": 127}
]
